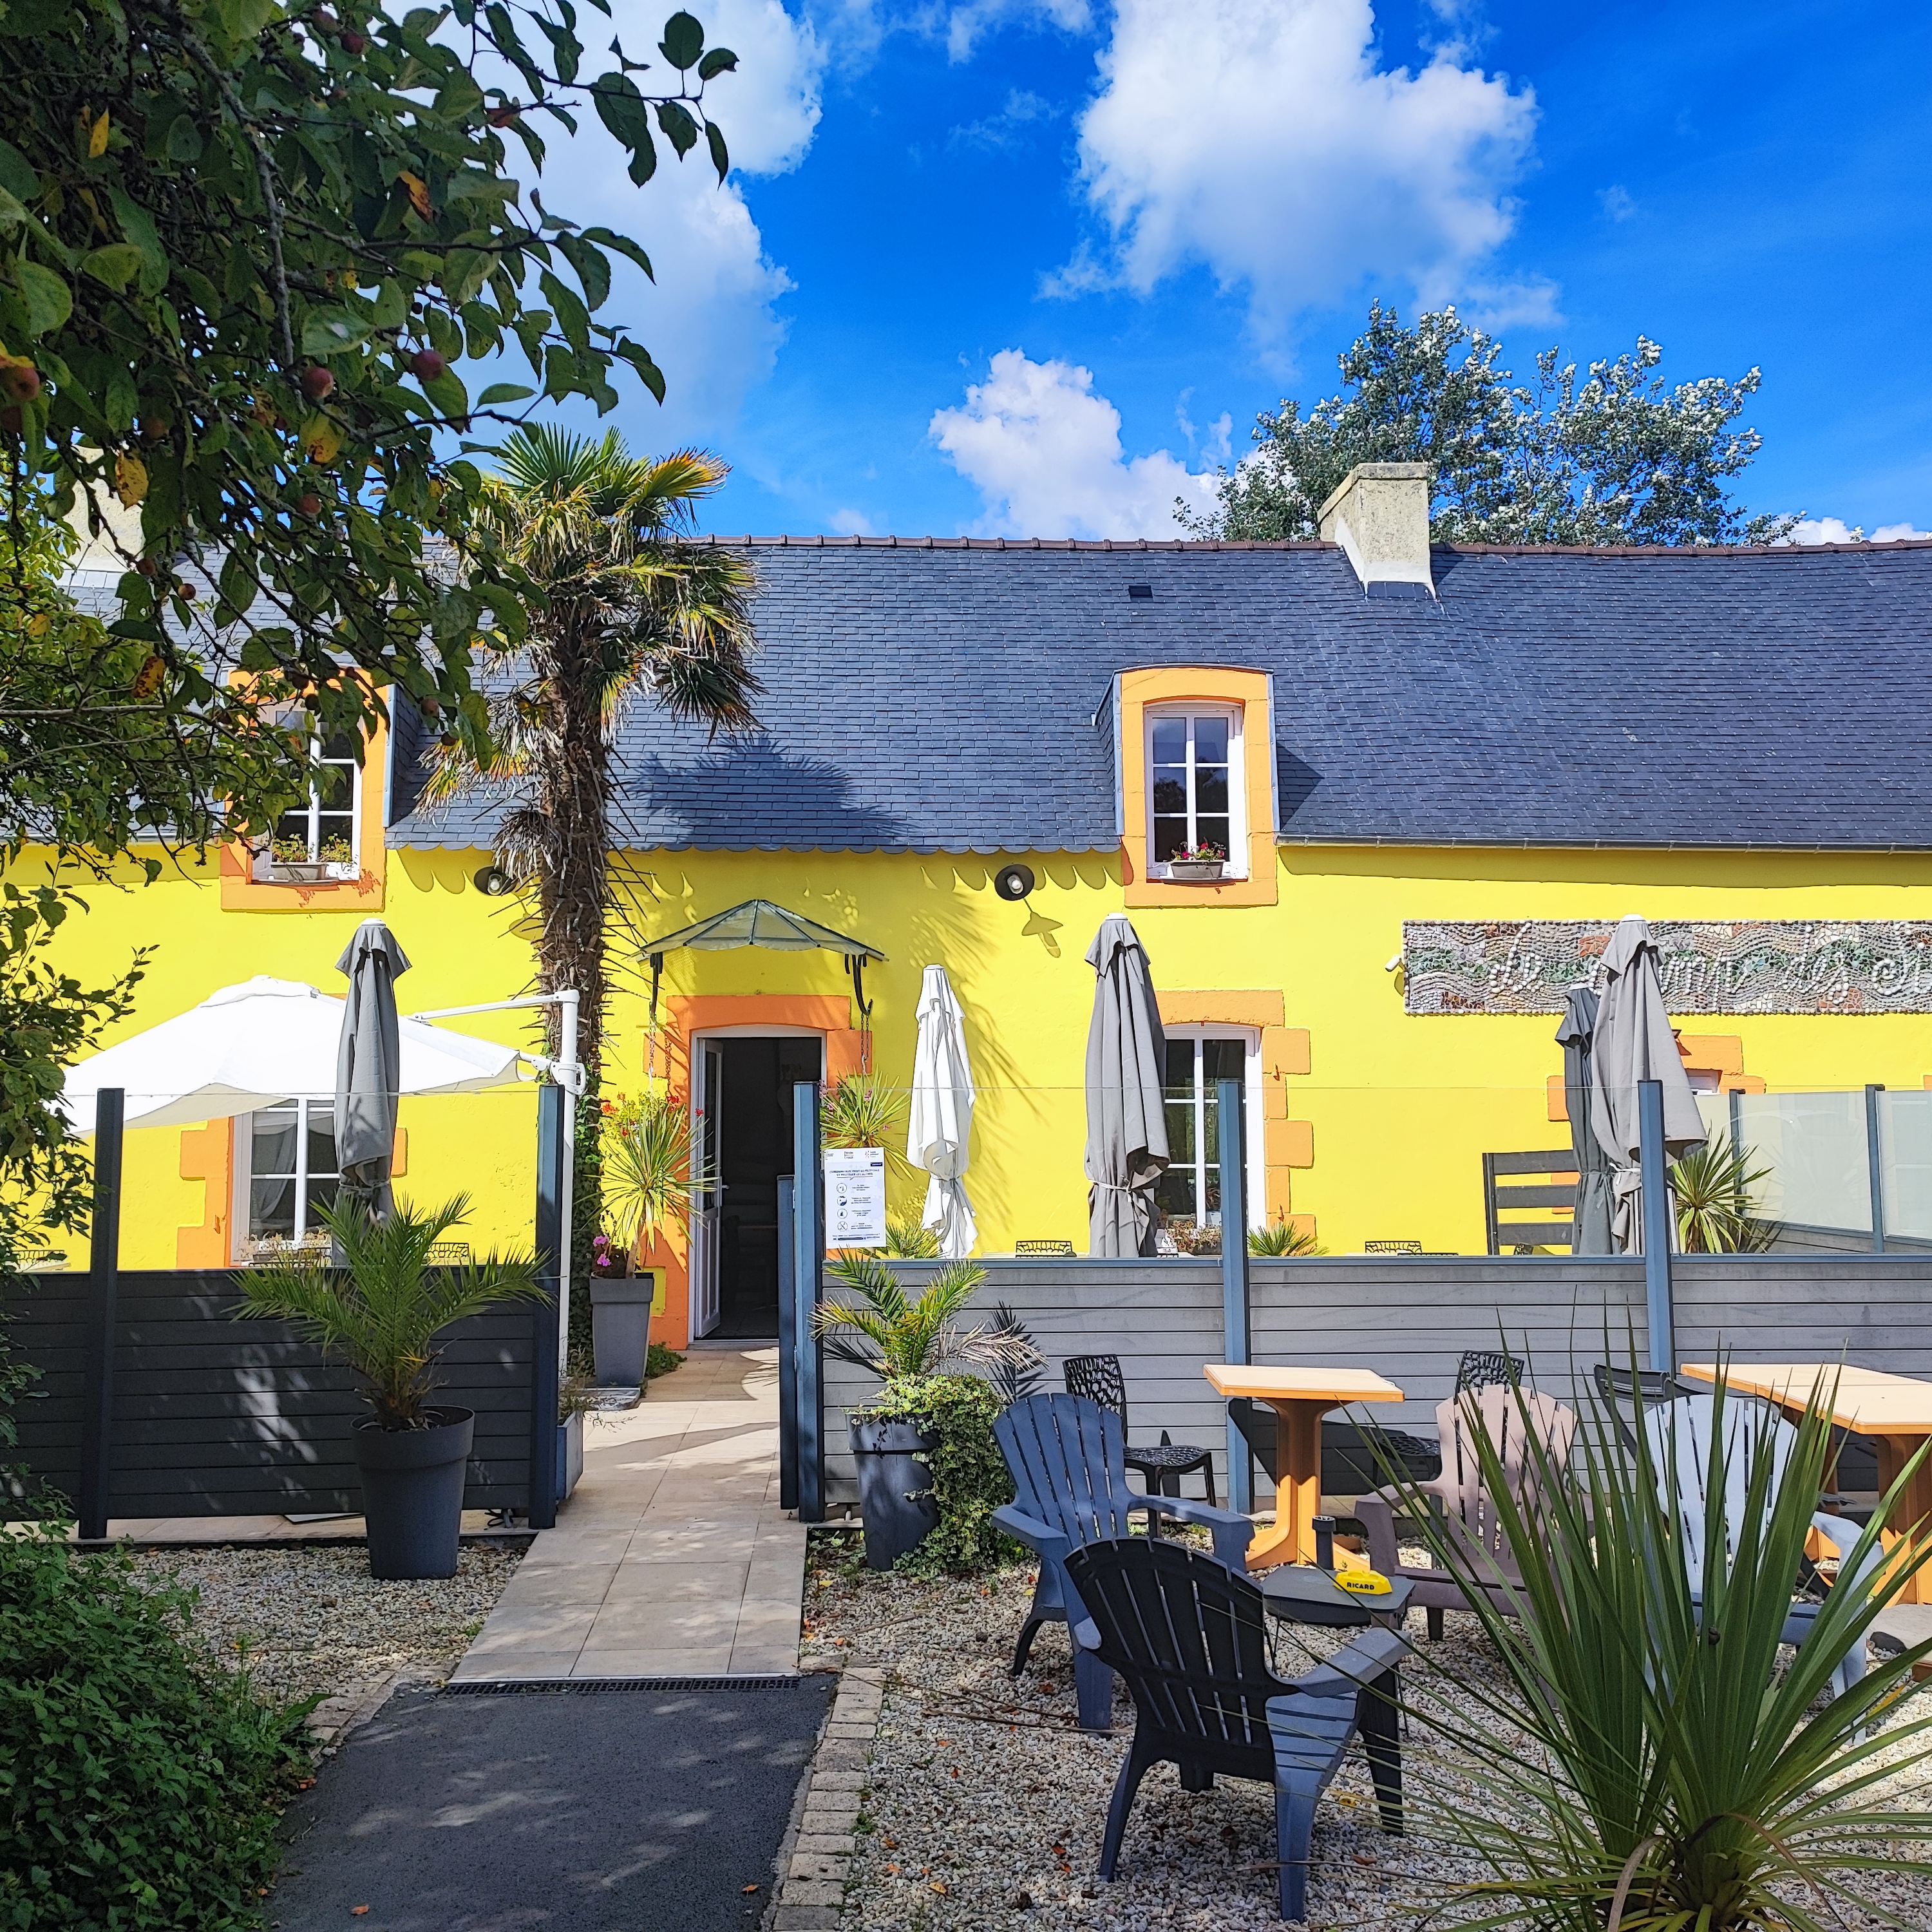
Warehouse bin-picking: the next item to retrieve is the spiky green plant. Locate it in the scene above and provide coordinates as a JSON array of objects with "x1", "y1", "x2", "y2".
[
  {"x1": 884, "y1": 1211, "x2": 942, "y2": 1259},
  {"x1": 814, "y1": 1255, "x2": 1037, "y2": 1383},
  {"x1": 1247, "y1": 1215, "x2": 1323, "y2": 1256},
  {"x1": 601, "y1": 1088, "x2": 714, "y2": 1256},
  {"x1": 1389, "y1": 1364, "x2": 1932, "y2": 1931},
  {"x1": 1670, "y1": 1130, "x2": 1780, "y2": 1253},
  {"x1": 820, "y1": 1074, "x2": 907, "y2": 1166},
  {"x1": 233, "y1": 1195, "x2": 544, "y2": 1430}
]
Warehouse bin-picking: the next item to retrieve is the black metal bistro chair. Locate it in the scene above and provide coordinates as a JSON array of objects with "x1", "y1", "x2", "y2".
[
  {"x1": 1063, "y1": 1353, "x2": 1217, "y2": 1508},
  {"x1": 1455, "y1": 1349, "x2": 1524, "y2": 1394},
  {"x1": 1064, "y1": 1537, "x2": 1405, "y2": 1923}
]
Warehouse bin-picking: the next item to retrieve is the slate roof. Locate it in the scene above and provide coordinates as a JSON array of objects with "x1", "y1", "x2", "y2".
[{"x1": 387, "y1": 536, "x2": 1932, "y2": 855}]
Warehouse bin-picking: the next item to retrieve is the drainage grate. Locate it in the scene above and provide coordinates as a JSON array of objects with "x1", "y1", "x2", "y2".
[{"x1": 444, "y1": 1673, "x2": 803, "y2": 1695}]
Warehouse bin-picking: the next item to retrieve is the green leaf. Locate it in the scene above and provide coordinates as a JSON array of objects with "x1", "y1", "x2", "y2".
[
  {"x1": 585, "y1": 225, "x2": 654, "y2": 283},
  {"x1": 424, "y1": 366, "x2": 470, "y2": 418},
  {"x1": 80, "y1": 245, "x2": 145, "y2": 292},
  {"x1": 659, "y1": 10, "x2": 704, "y2": 69},
  {"x1": 12, "y1": 259, "x2": 71, "y2": 334},
  {"x1": 475, "y1": 382, "x2": 535, "y2": 405},
  {"x1": 302, "y1": 307, "x2": 374, "y2": 357},
  {"x1": 617, "y1": 339, "x2": 665, "y2": 403},
  {"x1": 0, "y1": 185, "x2": 24, "y2": 230},
  {"x1": 705, "y1": 122, "x2": 728, "y2": 184},
  {"x1": 166, "y1": 115, "x2": 204, "y2": 164},
  {"x1": 109, "y1": 187, "x2": 169, "y2": 296},
  {"x1": 539, "y1": 269, "x2": 590, "y2": 351},
  {"x1": 442, "y1": 249, "x2": 492, "y2": 307},
  {"x1": 656, "y1": 101, "x2": 698, "y2": 158},
  {"x1": 0, "y1": 135, "x2": 37, "y2": 204},
  {"x1": 556, "y1": 234, "x2": 611, "y2": 311},
  {"x1": 370, "y1": 280, "x2": 410, "y2": 329},
  {"x1": 105, "y1": 366, "x2": 138, "y2": 434},
  {"x1": 697, "y1": 46, "x2": 737, "y2": 79}
]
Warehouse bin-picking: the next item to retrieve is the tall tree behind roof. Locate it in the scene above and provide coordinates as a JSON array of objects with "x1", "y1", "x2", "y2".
[{"x1": 1187, "y1": 303, "x2": 1799, "y2": 547}]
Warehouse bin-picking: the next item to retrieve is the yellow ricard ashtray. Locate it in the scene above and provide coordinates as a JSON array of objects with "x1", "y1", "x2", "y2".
[{"x1": 1332, "y1": 1569, "x2": 1394, "y2": 1597}]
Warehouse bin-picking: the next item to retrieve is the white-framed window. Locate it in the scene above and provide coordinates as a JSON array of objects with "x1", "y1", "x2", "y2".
[
  {"x1": 232, "y1": 1101, "x2": 340, "y2": 1253},
  {"x1": 265, "y1": 731, "x2": 360, "y2": 877},
  {"x1": 1153, "y1": 1027, "x2": 1265, "y2": 1255},
  {"x1": 1146, "y1": 705, "x2": 1245, "y2": 876}
]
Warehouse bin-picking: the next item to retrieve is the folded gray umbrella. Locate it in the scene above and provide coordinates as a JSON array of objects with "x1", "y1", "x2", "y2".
[
  {"x1": 335, "y1": 920, "x2": 412, "y2": 1222},
  {"x1": 1588, "y1": 915, "x2": 1707, "y2": 1252},
  {"x1": 1083, "y1": 914, "x2": 1170, "y2": 1256},
  {"x1": 1556, "y1": 985, "x2": 1615, "y2": 1255}
]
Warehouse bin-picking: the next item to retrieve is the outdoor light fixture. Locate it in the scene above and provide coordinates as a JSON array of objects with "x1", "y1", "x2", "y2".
[
  {"x1": 994, "y1": 864, "x2": 1036, "y2": 902},
  {"x1": 472, "y1": 864, "x2": 513, "y2": 896}
]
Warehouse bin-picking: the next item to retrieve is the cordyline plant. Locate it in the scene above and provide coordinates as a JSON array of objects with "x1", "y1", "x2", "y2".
[
  {"x1": 1387, "y1": 1363, "x2": 1932, "y2": 1932},
  {"x1": 234, "y1": 1193, "x2": 544, "y2": 1428},
  {"x1": 600, "y1": 1086, "x2": 712, "y2": 1258},
  {"x1": 815, "y1": 1255, "x2": 1039, "y2": 1385},
  {"x1": 0, "y1": 0, "x2": 741, "y2": 759}
]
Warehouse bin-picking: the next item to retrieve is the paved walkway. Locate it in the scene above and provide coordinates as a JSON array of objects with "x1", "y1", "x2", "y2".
[{"x1": 453, "y1": 1343, "x2": 805, "y2": 1682}]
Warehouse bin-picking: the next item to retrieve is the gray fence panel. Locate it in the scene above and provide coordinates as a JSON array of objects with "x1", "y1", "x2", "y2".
[
  {"x1": 815, "y1": 1254, "x2": 1932, "y2": 1507},
  {"x1": 8, "y1": 1270, "x2": 536, "y2": 1520}
]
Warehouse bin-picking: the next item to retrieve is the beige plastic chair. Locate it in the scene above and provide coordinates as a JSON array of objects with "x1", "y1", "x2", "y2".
[{"x1": 1356, "y1": 1383, "x2": 1577, "y2": 1638}]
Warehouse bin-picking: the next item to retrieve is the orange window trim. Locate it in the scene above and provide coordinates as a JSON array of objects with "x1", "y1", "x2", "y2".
[
  {"x1": 1119, "y1": 667, "x2": 1277, "y2": 907},
  {"x1": 643, "y1": 992, "x2": 865, "y2": 1349},
  {"x1": 220, "y1": 706, "x2": 388, "y2": 912}
]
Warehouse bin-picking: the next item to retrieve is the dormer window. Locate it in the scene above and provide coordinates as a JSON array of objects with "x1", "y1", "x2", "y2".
[
  {"x1": 1148, "y1": 706, "x2": 1245, "y2": 878},
  {"x1": 253, "y1": 730, "x2": 361, "y2": 882}
]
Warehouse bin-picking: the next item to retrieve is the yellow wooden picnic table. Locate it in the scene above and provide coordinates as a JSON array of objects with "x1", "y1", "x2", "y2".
[
  {"x1": 1678, "y1": 1361, "x2": 1932, "y2": 1604},
  {"x1": 1202, "y1": 1363, "x2": 1406, "y2": 1570}
]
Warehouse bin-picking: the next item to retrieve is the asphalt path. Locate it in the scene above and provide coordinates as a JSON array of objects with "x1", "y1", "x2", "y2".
[{"x1": 269, "y1": 1678, "x2": 831, "y2": 1932}]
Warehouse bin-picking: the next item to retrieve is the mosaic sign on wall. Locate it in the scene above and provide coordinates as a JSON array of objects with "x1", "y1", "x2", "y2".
[{"x1": 1403, "y1": 920, "x2": 1932, "y2": 1016}]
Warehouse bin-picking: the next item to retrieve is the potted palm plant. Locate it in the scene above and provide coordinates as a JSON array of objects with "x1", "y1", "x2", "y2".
[
  {"x1": 1165, "y1": 839, "x2": 1227, "y2": 882},
  {"x1": 596, "y1": 1088, "x2": 710, "y2": 1385},
  {"x1": 236, "y1": 1194, "x2": 544, "y2": 1579},
  {"x1": 815, "y1": 1255, "x2": 1039, "y2": 1569}
]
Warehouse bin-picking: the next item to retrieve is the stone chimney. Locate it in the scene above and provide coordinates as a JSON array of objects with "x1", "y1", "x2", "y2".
[{"x1": 1316, "y1": 462, "x2": 1434, "y2": 597}]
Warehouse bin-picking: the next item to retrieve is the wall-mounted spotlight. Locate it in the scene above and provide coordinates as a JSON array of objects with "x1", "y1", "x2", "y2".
[
  {"x1": 994, "y1": 863, "x2": 1037, "y2": 902},
  {"x1": 473, "y1": 864, "x2": 515, "y2": 897}
]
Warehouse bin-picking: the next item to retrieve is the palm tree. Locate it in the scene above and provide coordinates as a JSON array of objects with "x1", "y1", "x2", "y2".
[{"x1": 430, "y1": 428, "x2": 759, "y2": 1319}]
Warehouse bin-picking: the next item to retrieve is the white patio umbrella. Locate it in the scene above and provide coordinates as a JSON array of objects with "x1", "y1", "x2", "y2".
[
  {"x1": 907, "y1": 964, "x2": 976, "y2": 1258},
  {"x1": 61, "y1": 976, "x2": 528, "y2": 1133},
  {"x1": 1589, "y1": 914, "x2": 1707, "y2": 1251}
]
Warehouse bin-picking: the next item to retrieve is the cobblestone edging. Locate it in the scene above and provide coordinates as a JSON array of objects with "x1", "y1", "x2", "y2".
[{"x1": 772, "y1": 1666, "x2": 885, "y2": 1931}]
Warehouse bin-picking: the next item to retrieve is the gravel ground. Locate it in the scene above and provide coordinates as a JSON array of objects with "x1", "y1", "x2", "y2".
[
  {"x1": 801, "y1": 1528, "x2": 1932, "y2": 1932},
  {"x1": 131, "y1": 1540, "x2": 526, "y2": 1708}
]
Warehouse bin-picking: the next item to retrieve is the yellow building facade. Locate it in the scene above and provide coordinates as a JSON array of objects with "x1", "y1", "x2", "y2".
[{"x1": 41, "y1": 475, "x2": 1932, "y2": 1345}]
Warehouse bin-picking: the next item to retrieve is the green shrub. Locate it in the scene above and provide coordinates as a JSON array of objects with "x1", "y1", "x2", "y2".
[
  {"x1": 646, "y1": 1340, "x2": 684, "y2": 1379},
  {"x1": 860, "y1": 1372, "x2": 1016, "y2": 1576},
  {"x1": 0, "y1": 1528, "x2": 314, "y2": 1931}
]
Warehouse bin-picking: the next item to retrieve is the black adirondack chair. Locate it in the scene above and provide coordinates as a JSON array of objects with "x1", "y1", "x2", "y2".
[
  {"x1": 992, "y1": 1393, "x2": 1254, "y2": 1731},
  {"x1": 1063, "y1": 1352, "x2": 1218, "y2": 1508},
  {"x1": 1065, "y1": 1537, "x2": 1405, "y2": 1924}
]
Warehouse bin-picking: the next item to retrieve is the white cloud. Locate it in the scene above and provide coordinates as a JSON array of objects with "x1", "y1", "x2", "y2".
[
  {"x1": 928, "y1": 0, "x2": 1090, "y2": 62},
  {"x1": 1059, "y1": 0, "x2": 1539, "y2": 340},
  {"x1": 1780, "y1": 517, "x2": 1930, "y2": 545},
  {"x1": 511, "y1": 0, "x2": 824, "y2": 438},
  {"x1": 947, "y1": 87, "x2": 1061, "y2": 153},
  {"x1": 930, "y1": 350, "x2": 1221, "y2": 538},
  {"x1": 1598, "y1": 184, "x2": 1636, "y2": 222}
]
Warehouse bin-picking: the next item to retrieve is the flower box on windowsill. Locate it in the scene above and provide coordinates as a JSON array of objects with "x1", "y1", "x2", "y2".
[
  {"x1": 251, "y1": 851, "x2": 355, "y2": 886},
  {"x1": 1165, "y1": 859, "x2": 1226, "y2": 883}
]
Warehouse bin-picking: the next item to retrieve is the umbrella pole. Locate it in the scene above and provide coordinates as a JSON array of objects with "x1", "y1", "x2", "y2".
[{"x1": 1638, "y1": 1079, "x2": 1674, "y2": 1374}]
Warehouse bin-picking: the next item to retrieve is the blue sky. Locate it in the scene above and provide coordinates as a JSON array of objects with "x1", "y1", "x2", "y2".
[{"x1": 540, "y1": 0, "x2": 1932, "y2": 541}]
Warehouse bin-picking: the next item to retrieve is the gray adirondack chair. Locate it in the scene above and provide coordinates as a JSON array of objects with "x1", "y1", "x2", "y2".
[
  {"x1": 1644, "y1": 1390, "x2": 1879, "y2": 1700},
  {"x1": 1065, "y1": 1537, "x2": 1405, "y2": 1924},
  {"x1": 992, "y1": 1392, "x2": 1253, "y2": 1731},
  {"x1": 1356, "y1": 1383, "x2": 1578, "y2": 1638}
]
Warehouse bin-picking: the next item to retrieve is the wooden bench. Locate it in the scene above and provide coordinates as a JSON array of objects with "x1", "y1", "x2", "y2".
[{"x1": 1482, "y1": 1150, "x2": 1580, "y2": 1255}]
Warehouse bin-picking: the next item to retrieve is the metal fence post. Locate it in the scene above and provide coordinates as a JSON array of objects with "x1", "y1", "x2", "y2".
[
  {"x1": 777, "y1": 1174, "x2": 799, "y2": 1512},
  {"x1": 1866, "y1": 1084, "x2": 1888, "y2": 1255},
  {"x1": 792, "y1": 1082, "x2": 825, "y2": 1524},
  {"x1": 78, "y1": 1087, "x2": 124, "y2": 1541},
  {"x1": 1217, "y1": 1075, "x2": 1253, "y2": 1515},
  {"x1": 528, "y1": 1081, "x2": 565, "y2": 1530},
  {"x1": 1637, "y1": 1079, "x2": 1674, "y2": 1377}
]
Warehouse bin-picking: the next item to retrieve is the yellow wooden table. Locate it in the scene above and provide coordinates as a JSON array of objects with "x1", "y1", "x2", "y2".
[
  {"x1": 1203, "y1": 1363, "x2": 1406, "y2": 1570},
  {"x1": 1678, "y1": 1361, "x2": 1932, "y2": 1604}
]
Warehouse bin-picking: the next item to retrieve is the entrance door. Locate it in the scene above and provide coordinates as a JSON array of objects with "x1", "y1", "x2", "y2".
[
  {"x1": 689, "y1": 1033, "x2": 824, "y2": 1340},
  {"x1": 690, "y1": 1040, "x2": 726, "y2": 1338}
]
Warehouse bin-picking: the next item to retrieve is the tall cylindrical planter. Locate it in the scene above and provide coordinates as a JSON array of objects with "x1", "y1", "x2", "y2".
[
  {"x1": 353, "y1": 1407, "x2": 474, "y2": 1580},
  {"x1": 591, "y1": 1277, "x2": 652, "y2": 1386},
  {"x1": 849, "y1": 1415, "x2": 940, "y2": 1571}
]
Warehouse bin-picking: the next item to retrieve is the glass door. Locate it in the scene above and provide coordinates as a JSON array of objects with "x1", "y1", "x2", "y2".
[
  {"x1": 690, "y1": 1041, "x2": 726, "y2": 1336},
  {"x1": 1154, "y1": 1036, "x2": 1248, "y2": 1254}
]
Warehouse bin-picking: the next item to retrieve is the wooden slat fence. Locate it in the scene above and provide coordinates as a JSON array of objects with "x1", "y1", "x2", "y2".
[{"x1": 7, "y1": 1270, "x2": 536, "y2": 1520}]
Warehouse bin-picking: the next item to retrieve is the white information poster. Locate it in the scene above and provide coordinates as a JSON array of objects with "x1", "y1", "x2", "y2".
[{"x1": 824, "y1": 1146, "x2": 888, "y2": 1249}]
